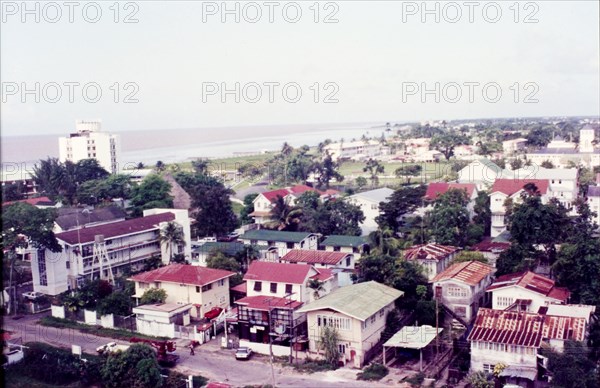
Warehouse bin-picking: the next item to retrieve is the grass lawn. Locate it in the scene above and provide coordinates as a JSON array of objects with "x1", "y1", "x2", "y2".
[
  {"x1": 178, "y1": 153, "x2": 274, "y2": 171},
  {"x1": 231, "y1": 201, "x2": 244, "y2": 216}
]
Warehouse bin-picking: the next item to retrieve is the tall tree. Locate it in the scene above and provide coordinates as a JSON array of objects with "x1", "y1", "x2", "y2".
[
  {"x1": 426, "y1": 189, "x2": 470, "y2": 246},
  {"x1": 307, "y1": 278, "x2": 325, "y2": 299},
  {"x1": 394, "y1": 164, "x2": 422, "y2": 184},
  {"x1": 363, "y1": 158, "x2": 385, "y2": 187},
  {"x1": 315, "y1": 153, "x2": 344, "y2": 189},
  {"x1": 159, "y1": 221, "x2": 186, "y2": 264},
  {"x1": 188, "y1": 175, "x2": 238, "y2": 237},
  {"x1": 265, "y1": 195, "x2": 303, "y2": 231},
  {"x1": 472, "y1": 191, "x2": 491, "y2": 236},
  {"x1": 430, "y1": 132, "x2": 469, "y2": 160},
  {"x1": 101, "y1": 344, "x2": 162, "y2": 388},
  {"x1": 376, "y1": 185, "x2": 426, "y2": 232},
  {"x1": 129, "y1": 175, "x2": 174, "y2": 216}
]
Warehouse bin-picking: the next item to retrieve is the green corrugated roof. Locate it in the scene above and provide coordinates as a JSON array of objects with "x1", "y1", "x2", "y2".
[
  {"x1": 321, "y1": 235, "x2": 368, "y2": 248},
  {"x1": 240, "y1": 229, "x2": 315, "y2": 243},
  {"x1": 297, "y1": 281, "x2": 403, "y2": 321}
]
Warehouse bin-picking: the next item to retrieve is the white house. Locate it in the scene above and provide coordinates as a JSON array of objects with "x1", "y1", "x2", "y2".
[
  {"x1": 468, "y1": 308, "x2": 587, "y2": 382},
  {"x1": 490, "y1": 179, "x2": 550, "y2": 238},
  {"x1": 279, "y1": 249, "x2": 355, "y2": 286},
  {"x1": 297, "y1": 281, "x2": 403, "y2": 367},
  {"x1": 58, "y1": 120, "x2": 120, "y2": 174},
  {"x1": 471, "y1": 241, "x2": 511, "y2": 268},
  {"x1": 501, "y1": 167, "x2": 578, "y2": 214},
  {"x1": 129, "y1": 263, "x2": 235, "y2": 318},
  {"x1": 239, "y1": 230, "x2": 318, "y2": 258},
  {"x1": 32, "y1": 209, "x2": 191, "y2": 296},
  {"x1": 431, "y1": 261, "x2": 494, "y2": 323},
  {"x1": 403, "y1": 243, "x2": 460, "y2": 281},
  {"x1": 502, "y1": 138, "x2": 528, "y2": 155},
  {"x1": 321, "y1": 235, "x2": 370, "y2": 262},
  {"x1": 144, "y1": 208, "x2": 192, "y2": 261},
  {"x1": 587, "y1": 186, "x2": 600, "y2": 228},
  {"x1": 347, "y1": 187, "x2": 394, "y2": 235},
  {"x1": 486, "y1": 271, "x2": 570, "y2": 312},
  {"x1": 243, "y1": 261, "x2": 336, "y2": 303},
  {"x1": 457, "y1": 159, "x2": 508, "y2": 191}
]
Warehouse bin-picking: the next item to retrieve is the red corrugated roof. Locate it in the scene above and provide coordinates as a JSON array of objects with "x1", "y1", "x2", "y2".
[
  {"x1": 3, "y1": 196, "x2": 54, "y2": 207},
  {"x1": 281, "y1": 249, "x2": 350, "y2": 265},
  {"x1": 472, "y1": 240, "x2": 511, "y2": 252},
  {"x1": 431, "y1": 261, "x2": 494, "y2": 286},
  {"x1": 311, "y1": 267, "x2": 335, "y2": 282},
  {"x1": 235, "y1": 295, "x2": 303, "y2": 311},
  {"x1": 56, "y1": 212, "x2": 175, "y2": 245},
  {"x1": 288, "y1": 184, "x2": 318, "y2": 194},
  {"x1": 404, "y1": 243, "x2": 460, "y2": 262},
  {"x1": 230, "y1": 282, "x2": 247, "y2": 294},
  {"x1": 129, "y1": 263, "x2": 234, "y2": 286},
  {"x1": 244, "y1": 261, "x2": 313, "y2": 284},
  {"x1": 486, "y1": 271, "x2": 570, "y2": 302},
  {"x1": 491, "y1": 179, "x2": 549, "y2": 196},
  {"x1": 424, "y1": 183, "x2": 476, "y2": 200},
  {"x1": 261, "y1": 189, "x2": 291, "y2": 203},
  {"x1": 468, "y1": 308, "x2": 586, "y2": 346}
]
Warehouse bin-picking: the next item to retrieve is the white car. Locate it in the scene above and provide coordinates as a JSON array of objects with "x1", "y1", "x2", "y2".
[
  {"x1": 22, "y1": 291, "x2": 44, "y2": 300},
  {"x1": 235, "y1": 347, "x2": 252, "y2": 360},
  {"x1": 96, "y1": 342, "x2": 130, "y2": 354}
]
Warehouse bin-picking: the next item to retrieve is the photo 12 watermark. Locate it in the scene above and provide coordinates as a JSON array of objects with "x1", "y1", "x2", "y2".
[
  {"x1": 1, "y1": 82, "x2": 140, "y2": 103},
  {"x1": 1, "y1": 1, "x2": 140, "y2": 23},
  {"x1": 200, "y1": 1, "x2": 339, "y2": 23},
  {"x1": 401, "y1": 82, "x2": 540, "y2": 104},
  {"x1": 201, "y1": 81, "x2": 339, "y2": 103},
  {"x1": 400, "y1": 1, "x2": 539, "y2": 24}
]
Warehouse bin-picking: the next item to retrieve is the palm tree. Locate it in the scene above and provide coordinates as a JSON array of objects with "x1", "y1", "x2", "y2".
[
  {"x1": 368, "y1": 227, "x2": 399, "y2": 255},
  {"x1": 159, "y1": 221, "x2": 186, "y2": 264},
  {"x1": 307, "y1": 278, "x2": 325, "y2": 300},
  {"x1": 281, "y1": 142, "x2": 294, "y2": 157},
  {"x1": 265, "y1": 195, "x2": 303, "y2": 231}
]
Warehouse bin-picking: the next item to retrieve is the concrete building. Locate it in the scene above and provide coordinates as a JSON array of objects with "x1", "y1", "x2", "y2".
[
  {"x1": 486, "y1": 271, "x2": 570, "y2": 312},
  {"x1": 468, "y1": 308, "x2": 587, "y2": 383},
  {"x1": 502, "y1": 138, "x2": 528, "y2": 155},
  {"x1": 129, "y1": 264, "x2": 234, "y2": 318},
  {"x1": 321, "y1": 235, "x2": 370, "y2": 262},
  {"x1": 239, "y1": 230, "x2": 318, "y2": 258},
  {"x1": 32, "y1": 209, "x2": 190, "y2": 296},
  {"x1": 526, "y1": 127, "x2": 599, "y2": 168},
  {"x1": 59, "y1": 120, "x2": 120, "y2": 174},
  {"x1": 403, "y1": 243, "x2": 460, "y2": 281},
  {"x1": 431, "y1": 261, "x2": 494, "y2": 323},
  {"x1": 53, "y1": 206, "x2": 127, "y2": 233},
  {"x1": 132, "y1": 303, "x2": 193, "y2": 338},
  {"x1": 347, "y1": 187, "x2": 394, "y2": 235},
  {"x1": 490, "y1": 179, "x2": 550, "y2": 238},
  {"x1": 297, "y1": 281, "x2": 403, "y2": 367},
  {"x1": 323, "y1": 140, "x2": 389, "y2": 162},
  {"x1": 457, "y1": 159, "x2": 507, "y2": 190}
]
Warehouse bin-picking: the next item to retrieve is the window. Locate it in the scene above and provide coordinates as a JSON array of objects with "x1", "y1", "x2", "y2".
[
  {"x1": 497, "y1": 296, "x2": 514, "y2": 307},
  {"x1": 333, "y1": 246, "x2": 340, "y2": 252},
  {"x1": 346, "y1": 257, "x2": 351, "y2": 267},
  {"x1": 370, "y1": 315, "x2": 376, "y2": 324},
  {"x1": 37, "y1": 249, "x2": 47, "y2": 286},
  {"x1": 270, "y1": 283, "x2": 278, "y2": 293},
  {"x1": 317, "y1": 314, "x2": 351, "y2": 331},
  {"x1": 483, "y1": 364, "x2": 494, "y2": 374},
  {"x1": 286, "y1": 242, "x2": 294, "y2": 249},
  {"x1": 285, "y1": 284, "x2": 293, "y2": 294},
  {"x1": 196, "y1": 286, "x2": 201, "y2": 293},
  {"x1": 202, "y1": 283, "x2": 212, "y2": 292},
  {"x1": 254, "y1": 281, "x2": 262, "y2": 292},
  {"x1": 379, "y1": 309, "x2": 385, "y2": 318},
  {"x1": 66, "y1": 260, "x2": 70, "y2": 269},
  {"x1": 339, "y1": 344, "x2": 346, "y2": 354},
  {"x1": 447, "y1": 286, "x2": 468, "y2": 298},
  {"x1": 218, "y1": 279, "x2": 225, "y2": 287},
  {"x1": 370, "y1": 204, "x2": 378, "y2": 210}
]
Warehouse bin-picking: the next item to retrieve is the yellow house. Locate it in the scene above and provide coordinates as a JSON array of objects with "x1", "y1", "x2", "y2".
[
  {"x1": 129, "y1": 264, "x2": 235, "y2": 319},
  {"x1": 297, "y1": 281, "x2": 403, "y2": 367}
]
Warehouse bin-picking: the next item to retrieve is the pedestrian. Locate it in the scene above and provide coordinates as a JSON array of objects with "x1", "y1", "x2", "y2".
[{"x1": 189, "y1": 344, "x2": 195, "y2": 355}]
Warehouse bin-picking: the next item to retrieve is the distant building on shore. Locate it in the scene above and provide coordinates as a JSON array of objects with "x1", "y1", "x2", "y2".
[{"x1": 58, "y1": 120, "x2": 120, "y2": 174}]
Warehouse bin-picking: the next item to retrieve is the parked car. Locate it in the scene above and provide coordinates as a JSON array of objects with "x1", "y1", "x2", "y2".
[
  {"x1": 21, "y1": 291, "x2": 44, "y2": 300},
  {"x1": 235, "y1": 347, "x2": 252, "y2": 360},
  {"x1": 96, "y1": 342, "x2": 130, "y2": 355},
  {"x1": 217, "y1": 233, "x2": 240, "y2": 242},
  {"x1": 204, "y1": 307, "x2": 223, "y2": 320}
]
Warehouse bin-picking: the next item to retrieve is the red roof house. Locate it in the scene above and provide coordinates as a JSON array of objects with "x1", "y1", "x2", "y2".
[
  {"x1": 130, "y1": 263, "x2": 234, "y2": 286},
  {"x1": 280, "y1": 249, "x2": 351, "y2": 266},
  {"x1": 424, "y1": 183, "x2": 476, "y2": 200},
  {"x1": 491, "y1": 179, "x2": 550, "y2": 196}
]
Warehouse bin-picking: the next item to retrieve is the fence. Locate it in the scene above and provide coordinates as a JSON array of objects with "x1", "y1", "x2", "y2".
[{"x1": 53, "y1": 305, "x2": 134, "y2": 331}]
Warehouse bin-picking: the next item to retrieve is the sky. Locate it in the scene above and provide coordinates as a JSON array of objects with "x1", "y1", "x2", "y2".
[{"x1": 1, "y1": 0, "x2": 599, "y2": 137}]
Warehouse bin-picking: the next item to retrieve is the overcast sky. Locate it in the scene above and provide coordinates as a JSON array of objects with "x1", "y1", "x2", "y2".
[{"x1": 2, "y1": 0, "x2": 599, "y2": 136}]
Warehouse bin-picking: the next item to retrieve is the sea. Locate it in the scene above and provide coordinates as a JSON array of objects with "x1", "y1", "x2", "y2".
[{"x1": 1, "y1": 122, "x2": 388, "y2": 176}]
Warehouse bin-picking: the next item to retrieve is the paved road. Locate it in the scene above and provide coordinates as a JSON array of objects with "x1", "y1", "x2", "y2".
[{"x1": 2, "y1": 313, "x2": 387, "y2": 387}]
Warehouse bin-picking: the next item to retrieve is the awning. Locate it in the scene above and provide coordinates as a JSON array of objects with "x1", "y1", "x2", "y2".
[
  {"x1": 383, "y1": 325, "x2": 443, "y2": 349},
  {"x1": 499, "y1": 365, "x2": 537, "y2": 381}
]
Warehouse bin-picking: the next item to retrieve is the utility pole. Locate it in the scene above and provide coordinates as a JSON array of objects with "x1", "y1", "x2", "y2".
[{"x1": 435, "y1": 285, "x2": 442, "y2": 358}]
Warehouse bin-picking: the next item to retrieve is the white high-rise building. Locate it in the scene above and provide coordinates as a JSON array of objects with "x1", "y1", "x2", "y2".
[{"x1": 58, "y1": 120, "x2": 120, "y2": 174}]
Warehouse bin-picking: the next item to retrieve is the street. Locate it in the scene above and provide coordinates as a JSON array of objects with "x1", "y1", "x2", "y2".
[{"x1": 2, "y1": 312, "x2": 387, "y2": 387}]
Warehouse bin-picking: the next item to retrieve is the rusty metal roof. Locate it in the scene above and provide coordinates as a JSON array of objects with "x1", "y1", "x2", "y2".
[
  {"x1": 431, "y1": 261, "x2": 494, "y2": 286},
  {"x1": 486, "y1": 271, "x2": 570, "y2": 302},
  {"x1": 403, "y1": 243, "x2": 460, "y2": 262},
  {"x1": 468, "y1": 308, "x2": 586, "y2": 346}
]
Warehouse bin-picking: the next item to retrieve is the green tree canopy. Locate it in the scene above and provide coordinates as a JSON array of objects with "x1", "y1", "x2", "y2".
[
  {"x1": 129, "y1": 174, "x2": 173, "y2": 216},
  {"x1": 101, "y1": 344, "x2": 162, "y2": 388},
  {"x1": 426, "y1": 188, "x2": 470, "y2": 246},
  {"x1": 140, "y1": 288, "x2": 167, "y2": 305},
  {"x1": 376, "y1": 185, "x2": 426, "y2": 232},
  {"x1": 394, "y1": 164, "x2": 423, "y2": 184},
  {"x1": 430, "y1": 131, "x2": 469, "y2": 160}
]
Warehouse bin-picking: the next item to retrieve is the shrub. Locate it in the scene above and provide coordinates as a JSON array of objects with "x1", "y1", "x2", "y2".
[{"x1": 357, "y1": 362, "x2": 389, "y2": 381}]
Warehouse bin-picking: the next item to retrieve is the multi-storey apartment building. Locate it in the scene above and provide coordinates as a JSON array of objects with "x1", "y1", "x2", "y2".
[
  {"x1": 58, "y1": 120, "x2": 120, "y2": 174},
  {"x1": 31, "y1": 209, "x2": 190, "y2": 295}
]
